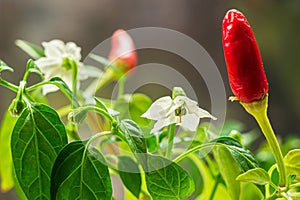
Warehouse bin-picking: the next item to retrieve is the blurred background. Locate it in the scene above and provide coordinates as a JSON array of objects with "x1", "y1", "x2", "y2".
[{"x1": 1, "y1": 0, "x2": 300, "y2": 199}]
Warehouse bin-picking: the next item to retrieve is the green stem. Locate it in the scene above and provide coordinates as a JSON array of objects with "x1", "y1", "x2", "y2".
[
  {"x1": 22, "y1": 71, "x2": 30, "y2": 82},
  {"x1": 85, "y1": 131, "x2": 112, "y2": 148},
  {"x1": 140, "y1": 188, "x2": 152, "y2": 200},
  {"x1": 27, "y1": 82, "x2": 45, "y2": 91},
  {"x1": 27, "y1": 81, "x2": 80, "y2": 107},
  {"x1": 71, "y1": 60, "x2": 78, "y2": 103},
  {"x1": 17, "y1": 81, "x2": 26, "y2": 101},
  {"x1": 0, "y1": 78, "x2": 18, "y2": 92},
  {"x1": 156, "y1": 134, "x2": 163, "y2": 156},
  {"x1": 256, "y1": 113, "x2": 286, "y2": 186},
  {"x1": 173, "y1": 143, "x2": 213, "y2": 163},
  {"x1": 241, "y1": 95, "x2": 286, "y2": 186},
  {"x1": 66, "y1": 121, "x2": 81, "y2": 141},
  {"x1": 166, "y1": 123, "x2": 176, "y2": 159},
  {"x1": 118, "y1": 76, "x2": 126, "y2": 98},
  {"x1": 289, "y1": 182, "x2": 300, "y2": 189},
  {"x1": 209, "y1": 173, "x2": 221, "y2": 200}
]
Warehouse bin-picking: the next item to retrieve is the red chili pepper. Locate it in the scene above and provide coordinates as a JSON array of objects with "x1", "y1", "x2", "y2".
[
  {"x1": 222, "y1": 9, "x2": 268, "y2": 103},
  {"x1": 109, "y1": 29, "x2": 137, "y2": 73}
]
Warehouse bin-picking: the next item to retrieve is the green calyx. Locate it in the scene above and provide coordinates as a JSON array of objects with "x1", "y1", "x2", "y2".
[
  {"x1": 61, "y1": 57, "x2": 74, "y2": 70},
  {"x1": 8, "y1": 81, "x2": 27, "y2": 117},
  {"x1": 172, "y1": 86, "x2": 186, "y2": 99}
]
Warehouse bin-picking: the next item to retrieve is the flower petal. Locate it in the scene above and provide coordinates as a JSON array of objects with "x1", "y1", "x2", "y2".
[
  {"x1": 42, "y1": 40, "x2": 65, "y2": 58},
  {"x1": 141, "y1": 96, "x2": 173, "y2": 120},
  {"x1": 77, "y1": 62, "x2": 90, "y2": 80},
  {"x1": 173, "y1": 96, "x2": 198, "y2": 108},
  {"x1": 193, "y1": 107, "x2": 216, "y2": 120},
  {"x1": 181, "y1": 113, "x2": 200, "y2": 131},
  {"x1": 62, "y1": 72, "x2": 74, "y2": 90},
  {"x1": 65, "y1": 42, "x2": 82, "y2": 61},
  {"x1": 151, "y1": 115, "x2": 176, "y2": 133},
  {"x1": 35, "y1": 57, "x2": 61, "y2": 71}
]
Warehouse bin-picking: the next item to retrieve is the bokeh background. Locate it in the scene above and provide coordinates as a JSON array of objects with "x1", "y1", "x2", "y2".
[{"x1": 1, "y1": 0, "x2": 300, "y2": 199}]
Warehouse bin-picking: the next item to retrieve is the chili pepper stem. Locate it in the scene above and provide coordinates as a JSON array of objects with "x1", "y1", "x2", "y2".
[{"x1": 240, "y1": 95, "x2": 286, "y2": 186}]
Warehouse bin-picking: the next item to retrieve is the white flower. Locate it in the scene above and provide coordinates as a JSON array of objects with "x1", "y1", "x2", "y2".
[
  {"x1": 35, "y1": 40, "x2": 89, "y2": 95},
  {"x1": 142, "y1": 96, "x2": 216, "y2": 133}
]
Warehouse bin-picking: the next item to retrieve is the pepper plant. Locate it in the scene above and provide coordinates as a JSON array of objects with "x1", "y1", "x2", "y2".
[{"x1": 0, "y1": 9, "x2": 299, "y2": 200}]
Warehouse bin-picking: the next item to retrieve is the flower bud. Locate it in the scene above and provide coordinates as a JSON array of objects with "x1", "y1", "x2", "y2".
[
  {"x1": 68, "y1": 108, "x2": 88, "y2": 124},
  {"x1": 172, "y1": 87, "x2": 186, "y2": 99},
  {"x1": 108, "y1": 29, "x2": 137, "y2": 74},
  {"x1": 9, "y1": 98, "x2": 26, "y2": 117},
  {"x1": 222, "y1": 9, "x2": 268, "y2": 103}
]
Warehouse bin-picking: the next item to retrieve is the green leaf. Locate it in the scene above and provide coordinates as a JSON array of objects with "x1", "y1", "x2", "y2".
[
  {"x1": 12, "y1": 168, "x2": 28, "y2": 200},
  {"x1": 114, "y1": 95, "x2": 130, "y2": 117},
  {"x1": 213, "y1": 136, "x2": 258, "y2": 171},
  {"x1": 94, "y1": 97, "x2": 108, "y2": 112},
  {"x1": 0, "y1": 112, "x2": 17, "y2": 192},
  {"x1": 214, "y1": 146, "x2": 241, "y2": 200},
  {"x1": 117, "y1": 156, "x2": 141, "y2": 198},
  {"x1": 26, "y1": 59, "x2": 43, "y2": 77},
  {"x1": 284, "y1": 149, "x2": 300, "y2": 182},
  {"x1": 114, "y1": 94, "x2": 152, "y2": 127},
  {"x1": 0, "y1": 60, "x2": 14, "y2": 73},
  {"x1": 51, "y1": 141, "x2": 112, "y2": 200},
  {"x1": 119, "y1": 119, "x2": 147, "y2": 169},
  {"x1": 178, "y1": 156, "x2": 204, "y2": 199},
  {"x1": 145, "y1": 155, "x2": 195, "y2": 200},
  {"x1": 129, "y1": 94, "x2": 152, "y2": 127},
  {"x1": 15, "y1": 40, "x2": 45, "y2": 59},
  {"x1": 48, "y1": 77, "x2": 79, "y2": 107},
  {"x1": 236, "y1": 168, "x2": 271, "y2": 185},
  {"x1": 11, "y1": 103, "x2": 68, "y2": 199},
  {"x1": 239, "y1": 183, "x2": 264, "y2": 200}
]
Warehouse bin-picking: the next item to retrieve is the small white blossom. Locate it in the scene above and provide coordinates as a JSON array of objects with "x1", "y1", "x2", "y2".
[
  {"x1": 35, "y1": 40, "x2": 89, "y2": 95},
  {"x1": 142, "y1": 96, "x2": 216, "y2": 133}
]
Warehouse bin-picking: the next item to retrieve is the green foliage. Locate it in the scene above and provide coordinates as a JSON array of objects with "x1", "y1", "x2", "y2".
[
  {"x1": 178, "y1": 156, "x2": 204, "y2": 199},
  {"x1": 114, "y1": 93, "x2": 152, "y2": 127},
  {"x1": 26, "y1": 59, "x2": 43, "y2": 78},
  {"x1": 213, "y1": 136, "x2": 258, "y2": 171},
  {"x1": 236, "y1": 168, "x2": 271, "y2": 185},
  {"x1": 51, "y1": 141, "x2": 112, "y2": 200},
  {"x1": 1, "y1": 36, "x2": 299, "y2": 200},
  {"x1": 119, "y1": 119, "x2": 147, "y2": 169},
  {"x1": 145, "y1": 155, "x2": 194, "y2": 200},
  {"x1": 0, "y1": 112, "x2": 17, "y2": 192},
  {"x1": 214, "y1": 146, "x2": 241, "y2": 200},
  {"x1": 117, "y1": 156, "x2": 141, "y2": 198},
  {"x1": 11, "y1": 104, "x2": 68, "y2": 199},
  {"x1": 94, "y1": 97, "x2": 109, "y2": 112},
  {"x1": 284, "y1": 149, "x2": 300, "y2": 182},
  {"x1": 0, "y1": 60, "x2": 14, "y2": 73},
  {"x1": 46, "y1": 77, "x2": 79, "y2": 106},
  {"x1": 15, "y1": 40, "x2": 45, "y2": 59}
]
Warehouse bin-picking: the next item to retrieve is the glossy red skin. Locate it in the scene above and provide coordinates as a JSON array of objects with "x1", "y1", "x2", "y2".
[
  {"x1": 222, "y1": 9, "x2": 268, "y2": 103},
  {"x1": 109, "y1": 29, "x2": 137, "y2": 72}
]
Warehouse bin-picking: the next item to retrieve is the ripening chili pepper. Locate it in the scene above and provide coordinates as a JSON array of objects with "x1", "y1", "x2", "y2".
[
  {"x1": 108, "y1": 29, "x2": 137, "y2": 73},
  {"x1": 222, "y1": 9, "x2": 268, "y2": 103}
]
